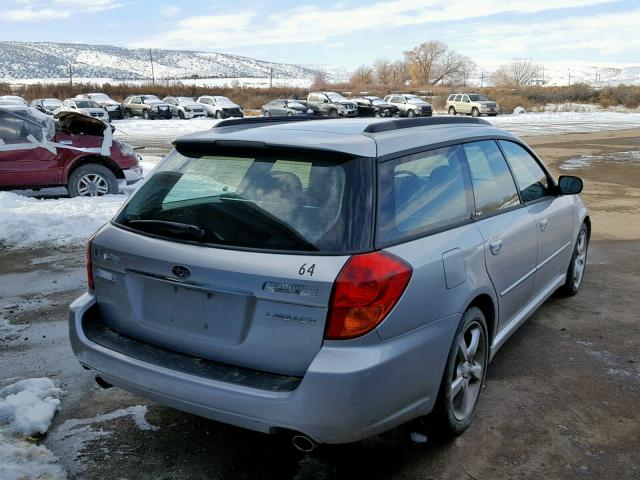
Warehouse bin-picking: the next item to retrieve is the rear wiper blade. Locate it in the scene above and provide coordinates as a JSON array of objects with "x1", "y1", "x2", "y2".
[{"x1": 126, "y1": 220, "x2": 206, "y2": 240}]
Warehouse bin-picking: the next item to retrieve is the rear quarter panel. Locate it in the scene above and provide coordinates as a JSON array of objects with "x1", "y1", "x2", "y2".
[{"x1": 379, "y1": 222, "x2": 495, "y2": 340}]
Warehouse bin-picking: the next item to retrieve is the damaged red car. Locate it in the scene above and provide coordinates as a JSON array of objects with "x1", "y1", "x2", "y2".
[{"x1": 0, "y1": 106, "x2": 142, "y2": 197}]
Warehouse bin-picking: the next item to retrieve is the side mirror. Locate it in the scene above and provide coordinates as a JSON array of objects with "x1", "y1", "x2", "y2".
[{"x1": 557, "y1": 175, "x2": 583, "y2": 195}]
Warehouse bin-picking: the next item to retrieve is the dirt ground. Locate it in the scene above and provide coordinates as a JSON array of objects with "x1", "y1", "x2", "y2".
[{"x1": 1, "y1": 128, "x2": 639, "y2": 479}]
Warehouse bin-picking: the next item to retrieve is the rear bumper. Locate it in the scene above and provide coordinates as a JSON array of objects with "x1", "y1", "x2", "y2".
[{"x1": 69, "y1": 293, "x2": 458, "y2": 444}]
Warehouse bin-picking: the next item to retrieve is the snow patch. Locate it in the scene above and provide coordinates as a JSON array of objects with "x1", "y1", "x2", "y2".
[
  {"x1": 48, "y1": 405, "x2": 158, "y2": 475},
  {"x1": 0, "y1": 316, "x2": 22, "y2": 341},
  {"x1": 0, "y1": 378, "x2": 66, "y2": 480},
  {"x1": 0, "y1": 192, "x2": 126, "y2": 249},
  {"x1": 560, "y1": 150, "x2": 640, "y2": 170}
]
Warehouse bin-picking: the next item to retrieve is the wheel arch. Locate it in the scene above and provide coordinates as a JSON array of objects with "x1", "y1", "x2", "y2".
[
  {"x1": 64, "y1": 155, "x2": 124, "y2": 183},
  {"x1": 465, "y1": 293, "x2": 497, "y2": 346}
]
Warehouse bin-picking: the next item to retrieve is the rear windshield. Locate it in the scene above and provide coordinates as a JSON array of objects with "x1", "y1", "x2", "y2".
[{"x1": 114, "y1": 149, "x2": 373, "y2": 253}]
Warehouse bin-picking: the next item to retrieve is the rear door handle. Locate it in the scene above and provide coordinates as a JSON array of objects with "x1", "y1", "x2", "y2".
[{"x1": 489, "y1": 238, "x2": 504, "y2": 255}]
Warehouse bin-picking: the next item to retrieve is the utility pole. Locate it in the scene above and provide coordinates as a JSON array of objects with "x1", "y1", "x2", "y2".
[
  {"x1": 269, "y1": 67, "x2": 273, "y2": 88},
  {"x1": 69, "y1": 63, "x2": 73, "y2": 88},
  {"x1": 568, "y1": 70, "x2": 571, "y2": 86},
  {"x1": 541, "y1": 65, "x2": 545, "y2": 85},
  {"x1": 149, "y1": 49, "x2": 155, "y2": 86}
]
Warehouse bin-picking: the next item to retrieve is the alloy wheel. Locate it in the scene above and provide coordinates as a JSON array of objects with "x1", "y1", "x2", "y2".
[
  {"x1": 450, "y1": 321, "x2": 486, "y2": 421},
  {"x1": 573, "y1": 230, "x2": 588, "y2": 290},
  {"x1": 77, "y1": 173, "x2": 109, "y2": 196}
]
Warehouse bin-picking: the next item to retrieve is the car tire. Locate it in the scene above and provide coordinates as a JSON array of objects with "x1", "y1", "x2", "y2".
[
  {"x1": 142, "y1": 109, "x2": 150, "y2": 120},
  {"x1": 264, "y1": 110, "x2": 271, "y2": 117},
  {"x1": 429, "y1": 306, "x2": 489, "y2": 437},
  {"x1": 178, "y1": 110, "x2": 185, "y2": 119},
  {"x1": 448, "y1": 106, "x2": 456, "y2": 115},
  {"x1": 68, "y1": 164, "x2": 119, "y2": 198},
  {"x1": 216, "y1": 111, "x2": 223, "y2": 119},
  {"x1": 374, "y1": 111, "x2": 381, "y2": 118},
  {"x1": 471, "y1": 108, "x2": 480, "y2": 117},
  {"x1": 407, "y1": 109, "x2": 416, "y2": 118},
  {"x1": 328, "y1": 109, "x2": 338, "y2": 118},
  {"x1": 124, "y1": 109, "x2": 132, "y2": 119},
  {"x1": 558, "y1": 223, "x2": 589, "y2": 297},
  {"x1": 287, "y1": 111, "x2": 293, "y2": 117}
]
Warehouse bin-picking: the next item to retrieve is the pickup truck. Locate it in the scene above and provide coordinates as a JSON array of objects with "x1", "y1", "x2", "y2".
[{"x1": 299, "y1": 92, "x2": 357, "y2": 117}]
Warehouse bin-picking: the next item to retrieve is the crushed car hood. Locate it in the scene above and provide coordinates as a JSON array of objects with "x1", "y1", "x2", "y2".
[{"x1": 56, "y1": 111, "x2": 112, "y2": 137}]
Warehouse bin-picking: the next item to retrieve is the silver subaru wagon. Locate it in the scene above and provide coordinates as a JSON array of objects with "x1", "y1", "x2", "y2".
[{"x1": 70, "y1": 116, "x2": 589, "y2": 448}]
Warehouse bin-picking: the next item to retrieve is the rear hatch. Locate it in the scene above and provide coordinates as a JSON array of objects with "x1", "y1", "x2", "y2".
[{"x1": 92, "y1": 145, "x2": 373, "y2": 376}]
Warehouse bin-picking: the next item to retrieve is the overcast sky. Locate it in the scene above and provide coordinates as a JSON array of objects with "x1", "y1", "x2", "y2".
[{"x1": 1, "y1": 0, "x2": 638, "y2": 68}]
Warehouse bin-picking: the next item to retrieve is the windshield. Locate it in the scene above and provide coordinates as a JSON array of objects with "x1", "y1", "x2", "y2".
[
  {"x1": 214, "y1": 96, "x2": 235, "y2": 106},
  {"x1": 372, "y1": 99, "x2": 386, "y2": 106},
  {"x1": 43, "y1": 99, "x2": 62, "y2": 107},
  {"x1": 407, "y1": 97, "x2": 427, "y2": 105},
  {"x1": 143, "y1": 95, "x2": 162, "y2": 104},
  {"x1": 178, "y1": 97, "x2": 195, "y2": 103},
  {"x1": 115, "y1": 149, "x2": 373, "y2": 253},
  {"x1": 89, "y1": 94, "x2": 111, "y2": 102},
  {"x1": 469, "y1": 95, "x2": 489, "y2": 101},
  {"x1": 326, "y1": 93, "x2": 347, "y2": 102},
  {"x1": 75, "y1": 100, "x2": 100, "y2": 108},
  {"x1": 287, "y1": 101, "x2": 306, "y2": 109}
]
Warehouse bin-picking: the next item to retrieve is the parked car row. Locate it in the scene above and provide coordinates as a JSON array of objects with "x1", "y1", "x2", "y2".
[{"x1": 0, "y1": 91, "x2": 501, "y2": 123}]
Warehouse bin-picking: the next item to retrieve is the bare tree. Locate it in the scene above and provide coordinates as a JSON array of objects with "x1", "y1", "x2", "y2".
[
  {"x1": 351, "y1": 65, "x2": 374, "y2": 85},
  {"x1": 403, "y1": 40, "x2": 447, "y2": 85},
  {"x1": 312, "y1": 69, "x2": 329, "y2": 89},
  {"x1": 430, "y1": 50, "x2": 467, "y2": 86},
  {"x1": 373, "y1": 59, "x2": 393, "y2": 88},
  {"x1": 390, "y1": 60, "x2": 410, "y2": 87},
  {"x1": 455, "y1": 56, "x2": 477, "y2": 87},
  {"x1": 491, "y1": 59, "x2": 539, "y2": 87}
]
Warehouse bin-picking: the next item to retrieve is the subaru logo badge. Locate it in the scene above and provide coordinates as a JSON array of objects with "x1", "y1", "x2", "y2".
[{"x1": 172, "y1": 265, "x2": 191, "y2": 279}]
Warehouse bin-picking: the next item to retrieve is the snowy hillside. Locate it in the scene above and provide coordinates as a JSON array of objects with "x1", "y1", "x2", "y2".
[{"x1": 0, "y1": 41, "x2": 316, "y2": 81}]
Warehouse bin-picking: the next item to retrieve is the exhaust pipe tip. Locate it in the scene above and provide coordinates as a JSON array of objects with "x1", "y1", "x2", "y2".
[
  {"x1": 95, "y1": 376, "x2": 113, "y2": 389},
  {"x1": 292, "y1": 434, "x2": 317, "y2": 453}
]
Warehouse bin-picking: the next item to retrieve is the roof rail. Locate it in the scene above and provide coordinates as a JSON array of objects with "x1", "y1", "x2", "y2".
[
  {"x1": 214, "y1": 115, "x2": 329, "y2": 129},
  {"x1": 364, "y1": 116, "x2": 491, "y2": 133}
]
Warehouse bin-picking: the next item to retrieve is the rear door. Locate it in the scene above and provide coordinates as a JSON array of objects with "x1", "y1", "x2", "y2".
[
  {"x1": 93, "y1": 147, "x2": 374, "y2": 376},
  {"x1": 499, "y1": 140, "x2": 575, "y2": 294},
  {"x1": 463, "y1": 140, "x2": 539, "y2": 329}
]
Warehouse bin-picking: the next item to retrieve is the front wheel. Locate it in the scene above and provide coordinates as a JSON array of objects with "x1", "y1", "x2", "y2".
[
  {"x1": 67, "y1": 164, "x2": 119, "y2": 197},
  {"x1": 263, "y1": 110, "x2": 271, "y2": 117},
  {"x1": 178, "y1": 110, "x2": 185, "y2": 119},
  {"x1": 215, "y1": 111, "x2": 223, "y2": 119},
  {"x1": 328, "y1": 109, "x2": 338, "y2": 118},
  {"x1": 142, "y1": 109, "x2": 150, "y2": 120},
  {"x1": 558, "y1": 223, "x2": 589, "y2": 296},
  {"x1": 471, "y1": 107, "x2": 480, "y2": 117},
  {"x1": 287, "y1": 111, "x2": 293, "y2": 117},
  {"x1": 123, "y1": 109, "x2": 132, "y2": 119},
  {"x1": 429, "y1": 307, "x2": 488, "y2": 437},
  {"x1": 407, "y1": 109, "x2": 416, "y2": 118}
]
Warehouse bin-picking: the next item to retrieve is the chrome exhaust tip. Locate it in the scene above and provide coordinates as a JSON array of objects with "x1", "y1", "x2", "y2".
[{"x1": 292, "y1": 434, "x2": 317, "y2": 452}]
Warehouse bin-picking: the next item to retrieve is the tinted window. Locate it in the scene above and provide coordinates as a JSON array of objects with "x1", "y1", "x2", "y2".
[
  {"x1": 377, "y1": 145, "x2": 471, "y2": 243},
  {"x1": 464, "y1": 141, "x2": 520, "y2": 216},
  {"x1": 454, "y1": 95, "x2": 462, "y2": 102},
  {"x1": 115, "y1": 149, "x2": 373, "y2": 253},
  {"x1": 0, "y1": 111, "x2": 20, "y2": 141},
  {"x1": 499, "y1": 141, "x2": 550, "y2": 202}
]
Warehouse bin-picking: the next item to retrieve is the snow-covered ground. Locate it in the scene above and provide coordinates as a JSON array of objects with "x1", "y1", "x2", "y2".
[
  {"x1": 2, "y1": 111, "x2": 640, "y2": 250},
  {"x1": 0, "y1": 378, "x2": 66, "y2": 480}
]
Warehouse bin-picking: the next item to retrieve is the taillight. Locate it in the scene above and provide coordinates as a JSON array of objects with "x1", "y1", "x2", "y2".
[
  {"x1": 86, "y1": 237, "x2": 94, "y2": 292},
  {"x1": 326, "y1": 251, "x2": 412, "y2": 340}
]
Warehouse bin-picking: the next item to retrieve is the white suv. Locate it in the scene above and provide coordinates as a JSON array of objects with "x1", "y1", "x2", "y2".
[{"x1": 446, "y1": 94, "x2": 499, "y2": 117}]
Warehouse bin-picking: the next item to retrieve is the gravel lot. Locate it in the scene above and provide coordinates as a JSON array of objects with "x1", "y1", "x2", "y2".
[{"x1": 1, "y1": 121, "x2": 638, "y2": 480}]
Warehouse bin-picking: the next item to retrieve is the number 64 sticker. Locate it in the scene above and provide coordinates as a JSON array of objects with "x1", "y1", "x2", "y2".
[{"x1": 298, "y1": 263, "x2": 316, "y2": 276}]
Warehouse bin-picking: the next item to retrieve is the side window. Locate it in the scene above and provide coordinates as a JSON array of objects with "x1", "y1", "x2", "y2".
[
  {"x1": 454, "y1": 95, "x2": 462, "y2": 102},
  {"x1": 499, "y1": 141, "x2": 550, "y2": 202},
  {"x1": 0, "y1": 112, "x2": 19, "y2": 142},
  {"x1": 463, "y1": 141, "x2": 521, "y2": 217},
  {"x1": 377, "y1": 145, "x2": 471, "y2": 243},
  {"x1": 462, "y1": 95, "x2": 470, "y2": 103}
]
